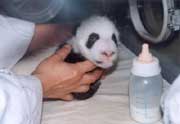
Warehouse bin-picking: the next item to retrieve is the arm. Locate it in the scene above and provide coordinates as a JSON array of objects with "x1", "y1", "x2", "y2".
[
  {"x1": 0, "y1": 14, "x2": 72, "y2": 69},
  {"x1": 0, "y1": 14, "x2": 102, "y2": 101},
  {"x1": 27, "y1": 24, "x2": 73, "y2": 54},
  {"x1": 0, "y1": 14, "x2": 102, "y2": 123}
]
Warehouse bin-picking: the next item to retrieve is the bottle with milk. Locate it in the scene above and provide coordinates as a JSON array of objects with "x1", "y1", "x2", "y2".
[{"x1": 129, "y1": 44, "x2": 163, "y2": 123}]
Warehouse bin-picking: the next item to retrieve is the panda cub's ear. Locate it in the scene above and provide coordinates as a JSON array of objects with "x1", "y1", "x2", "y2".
[
  {"x1": 112, "y1": 33, "x2": 118, "y2": 47},
  {"x1": 86, "y1": 33, "x2": 100, "y2": 49},
  {"x1": 72, "y1": 23, "x2": 81, "y2": 35}
]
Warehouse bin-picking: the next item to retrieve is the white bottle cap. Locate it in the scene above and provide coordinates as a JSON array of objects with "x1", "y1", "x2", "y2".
[{"x1": 131, "y1": 44, "x2": 161, "y2": 77}]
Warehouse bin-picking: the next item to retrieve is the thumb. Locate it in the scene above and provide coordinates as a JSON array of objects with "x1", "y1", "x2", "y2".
[{"x1": 50, "y1": 45, "x2": 71, "y2": 62}]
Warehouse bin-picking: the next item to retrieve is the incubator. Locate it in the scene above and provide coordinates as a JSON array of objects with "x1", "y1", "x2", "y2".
[
  {"x1": 129, "y1": 0, "x2": 180, "y2": 43},
  {"x1": 2, "y1": 0, "x2": 179, "y2": 124}
]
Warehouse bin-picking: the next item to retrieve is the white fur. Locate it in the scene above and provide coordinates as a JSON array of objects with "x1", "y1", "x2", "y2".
[{"x1": 68, "y1": 16, "x2": 119, "y2": 68}]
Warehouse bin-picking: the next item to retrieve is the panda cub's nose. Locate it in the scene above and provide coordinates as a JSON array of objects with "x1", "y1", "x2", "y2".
[{"x1": 101, "y1": 51, "x2": 115, "y2": 58}]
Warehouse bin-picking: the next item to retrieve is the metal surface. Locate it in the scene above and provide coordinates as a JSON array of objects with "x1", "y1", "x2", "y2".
[
  {"x1": 169, "y1": 9, "x2": 180, "y2": 30},
  {"x1": 129, "y1": 0, "x2": 174, "y2": 43}
]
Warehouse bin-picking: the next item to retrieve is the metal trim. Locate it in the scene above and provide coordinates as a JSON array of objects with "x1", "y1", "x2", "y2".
[{"x1": 128, "y1": 0, "x2": 173, "y2": 43}]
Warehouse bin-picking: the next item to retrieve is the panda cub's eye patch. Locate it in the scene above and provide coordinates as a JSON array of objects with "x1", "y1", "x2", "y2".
[
  {"x1": 112, "y1": 33, "x2": 118, "y2": 46},
  {"x1": 86, "y1": 33, "x2": 99, "y2": 49}
]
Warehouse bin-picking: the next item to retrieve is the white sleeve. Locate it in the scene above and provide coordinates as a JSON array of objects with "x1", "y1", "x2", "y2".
[
  {"x1": 0, "y1": 14, "x2": 35, "y2": 69},
  {"x1": 0, "y1": 69, "x2": 42, "y2": 124}
]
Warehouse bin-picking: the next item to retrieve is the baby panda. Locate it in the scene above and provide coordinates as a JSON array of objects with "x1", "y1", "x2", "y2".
[{"x1": 59, "y1": 16, "x2": 119, "y2": 100}]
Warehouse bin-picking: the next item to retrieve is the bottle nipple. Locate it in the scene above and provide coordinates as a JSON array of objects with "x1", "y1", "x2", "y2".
[{"x1": 138, "y1": 43, "x2": 153, "y2": 63}]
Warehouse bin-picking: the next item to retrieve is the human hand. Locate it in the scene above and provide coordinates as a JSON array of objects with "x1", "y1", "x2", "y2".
[{"x1": 32, "y1": 45, "x2": 103, "y2": 101}]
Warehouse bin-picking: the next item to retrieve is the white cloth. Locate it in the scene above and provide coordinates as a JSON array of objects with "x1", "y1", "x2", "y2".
[
  {"x1": 0, "y1": 15, "x2": 35, "y2": 69},
  {"x1": 13, "y1": 43, "x2": 165, "y2": 124},
  {"x1": 161, "y1": 75, "x2": 180, "y2": 124},
  {"x1": 0, "y1": 69, "x2": 42, "y2": 124},
  {"x1": 0, "y1": 15, "x2": 43, "y2": 124}
]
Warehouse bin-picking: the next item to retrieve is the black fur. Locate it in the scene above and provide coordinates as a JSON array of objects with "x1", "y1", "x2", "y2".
[
  {"x1": 112, "y1": 33, "x2": 118, "y2": 46},
  {"x1": 86, "y1": 33, "x2": 100, "y2": 49}
]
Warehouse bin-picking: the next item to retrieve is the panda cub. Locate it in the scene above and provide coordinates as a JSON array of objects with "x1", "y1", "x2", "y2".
[{"x1": 60, "y1": 16, "x2": 119, "y2": 100}]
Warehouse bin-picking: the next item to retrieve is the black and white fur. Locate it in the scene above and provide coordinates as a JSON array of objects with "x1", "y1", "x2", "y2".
[
  {"x1": 67, "y1": 16, "x2": 119, "y2": 69},
  {"x1": 60, "y1": 16, "x2": 119, "y2": 100}
]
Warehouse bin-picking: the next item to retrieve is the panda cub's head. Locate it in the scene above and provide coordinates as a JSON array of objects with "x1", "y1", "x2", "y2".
[{"x1": 71, "y1": 16, "x2": 119, "y2": 69}]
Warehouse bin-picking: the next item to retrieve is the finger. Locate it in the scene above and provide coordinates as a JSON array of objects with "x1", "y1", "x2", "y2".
[
  {"x1": 80, "y1": 69, "x2": 103, "y2": 85},
  {"x1": 61, "y1": 94, "x2": 74, "y2": 101},
  {"x1": 45, "y1": 89, "x2": 74, "y2": 101},
  {"x1": 53, "y1": 76, "x2": 81, "y2": 91},
  {"x1": 50, "y1": 44, "x2": 71, "y2": 62},
  {"x1": 77, "y1": 60, "x2": 97, "y2": 73},
  {"x1": 101, "y1": 70, "x2": 107, "y2": 80},
  {"x1": 73, "y1": 85, "x2": 90, "y2": 93}
]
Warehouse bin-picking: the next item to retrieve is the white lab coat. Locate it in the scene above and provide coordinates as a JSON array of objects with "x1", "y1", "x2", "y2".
[{"x1": 0, "y1": 15, "x2": 42, "y2": 124}]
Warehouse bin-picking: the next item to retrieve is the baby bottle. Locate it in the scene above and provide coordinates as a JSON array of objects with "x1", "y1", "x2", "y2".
[{"x1": 129, "y1": 44, "x2": 163, "y2": 123}]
